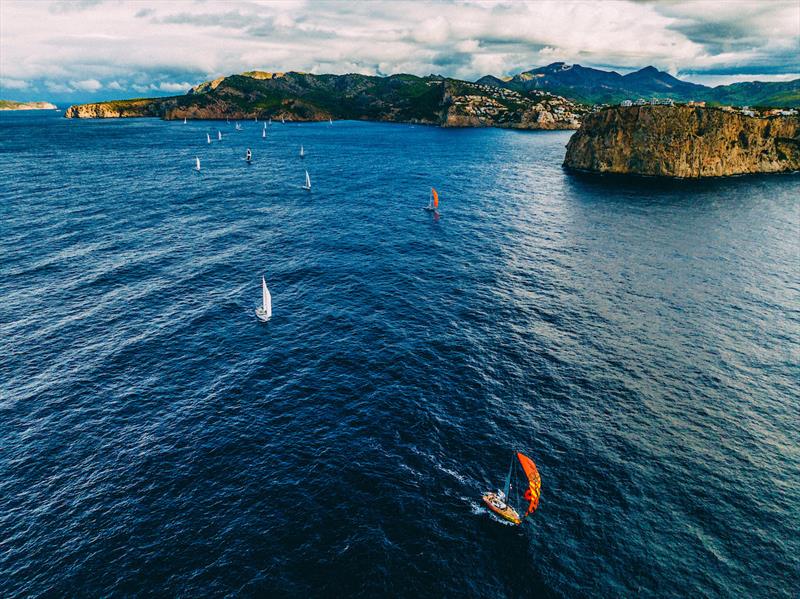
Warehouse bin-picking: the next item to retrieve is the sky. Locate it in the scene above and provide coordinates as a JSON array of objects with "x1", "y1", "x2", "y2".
[{"x1": 1, "y1": 0, "x2": 798, "y2": 103}]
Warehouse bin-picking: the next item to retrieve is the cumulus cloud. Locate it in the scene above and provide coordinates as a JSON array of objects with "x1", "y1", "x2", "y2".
[
  {"x1": 1, "y1": 77, "x2": 30, "y2": 90},
  {"x1": 0, "y1": 0, "x2": 796, "y2": 99},
  {"x1": 70, "y1": 78, "x2": 102, "y2": 91}
]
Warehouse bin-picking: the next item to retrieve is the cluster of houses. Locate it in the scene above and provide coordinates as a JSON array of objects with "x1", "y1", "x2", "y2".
[
  {"x1": 619, "y1": 98, "x2": 798, "y2": 118},
  {"x1": 447, "y1": 82, "x2": 586, "y2": 126}
]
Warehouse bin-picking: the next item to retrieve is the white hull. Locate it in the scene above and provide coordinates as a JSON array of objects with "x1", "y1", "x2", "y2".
[{"x1": 255, "y1": 308, "x2": 271, "y2": 322}]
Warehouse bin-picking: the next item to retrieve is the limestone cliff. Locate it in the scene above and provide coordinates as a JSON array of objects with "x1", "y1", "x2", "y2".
[
  {"x1": 564, "y1": 105, "x2": 800, "y2": 177},
  {"x1": 64, "y1": 97, "x2": 176, "y2": 118},
  {"x1": 0, "y1": 100, "x2": 57, "y2": 110}
]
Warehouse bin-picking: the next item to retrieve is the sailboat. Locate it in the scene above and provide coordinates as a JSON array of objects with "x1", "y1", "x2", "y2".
[
  {"x1": 218, "y1": 130, "x2": 222, "y2": 141},
  {"x1": 255, "y1": 276, "x2": 272, "y2": 322},
  {"x1": 424, "y1": 187, "x2": 439, "y2": 212},
  {"x1": 329, "y1": 117, "x2": 333, "y2": 125},
  {"x1": 245, "y1": 148, "x2": 252, "y2": 164},
  {"x1": 254, "y1": 116, "x2": 258, "y2": 122},
  {"x1": 281, "y1": 116, "x2": 285, "y2": 124},
  {"x1": 207, "y1": 133, "x2": 212, "y2": 144},
  {"x1": 299, "y1": 145, "x2": 305, "y2": 158},
  {"x1": 268, "y1": 118, "x2": 272, "y2": 126},
  {"x1": 183, "y1": 117, "x2": 187, "y2": 124},
  {"x1": 235, "y1": 122, "x2": 243, "y2": 131},
  {"x1": 262, "y1": 127, "x2": 266, "y2": 139},
  {"x1": 195, "y1": 156, "x2": 201, "y2": 172},
  {"x1": 302, "y1": 170, "x2": 311, "y2": 191},
  {"x1": 482, "y1": 452, "x2": 541, "y2": 526}
]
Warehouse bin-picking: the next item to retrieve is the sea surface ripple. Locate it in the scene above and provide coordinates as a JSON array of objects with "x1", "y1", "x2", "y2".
[{"x1": 1, "y1": 111, "x2": 798, "y2": 597}]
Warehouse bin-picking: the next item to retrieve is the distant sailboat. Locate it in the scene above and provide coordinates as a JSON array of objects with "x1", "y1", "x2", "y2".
[
  {"x1": 245, "y1": 148, "x2": 252, "y2": 163},
  {"x1": 268, "y1": 118, "x2": 272, "y2": 126},
  {"x1": 302, "y1": 170, "x2": 311, "y2": 191},
  {"x1": 183, "y1": 117, "x2": 187, "y2": 124},
  {"x1": 254, "y1": 116, "x2": 258, "y2": 122},
  {"x1": 235, "y1": 122, "x2": 243, "y2": 131},
  {"x1": 329, "y1": 117, "x2": 333, "y2": 125},
  {"x1": 262, "y1": 127, "x2": 266, "y2": 139},
  {"x1": 299, "y1": 145, "x2": 305, "y2": 158},
  {"x1": 207, "y1": 133, "x2": 212, "y2": 144},
  {"x1": 195, "y1": 156, "x2": 201, "y2": 171},
  {"x1": 424, "y1": 187, "x2": 439, "y2": 212},
  {"x1": 218, "y1": 130, "x2": 222, "y2": 141},
  {"x1": 255, "y1": 276, "x2": 272, "y2": 322},
  {"x1": 281, "y1": 116, "x2": 285, "y2": 124}
]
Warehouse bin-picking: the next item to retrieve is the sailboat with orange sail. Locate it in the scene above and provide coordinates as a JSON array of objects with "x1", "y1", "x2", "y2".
[
  {"x1": 424, "y1": 187, "x2": 439, "y2": 212},
  {"x1": 483, "y1": 452, "x2": 541, "y2": 525}
]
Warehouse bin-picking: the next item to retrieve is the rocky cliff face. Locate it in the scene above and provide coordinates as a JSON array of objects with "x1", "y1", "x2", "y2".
[
  {"x1": 64, "y1": 98, "x2": 175, "y2": 118},
  {"x1": 564, "y1": 105, "x2": 800, "y2": 177}
]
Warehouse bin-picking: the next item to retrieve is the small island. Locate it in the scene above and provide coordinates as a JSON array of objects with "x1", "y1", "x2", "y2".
[
  {"x1": 564, "y1": 104, "x2": 800, "y2": 178},
  {"x1": 0, "y1": 99, "x2": 58, "y2": 111}
]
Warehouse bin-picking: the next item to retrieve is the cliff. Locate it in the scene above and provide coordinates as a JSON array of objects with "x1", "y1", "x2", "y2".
[
  {"x1": 563, "y1": 105, "x2": 800, "y2": 178},
  {"x1": 0, "y1": 100, "x2": 57, "y2": 110},
  {"x1": 64, "y1": 71, "x2": 587, "y2": 130},
  {"x1": 64, "y1": 97, "x2": 176, "y2": 118}
]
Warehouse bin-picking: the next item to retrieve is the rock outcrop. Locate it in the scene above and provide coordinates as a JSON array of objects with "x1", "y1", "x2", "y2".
[
  {"x1": 564, "y1": 105, "x2": 800, "y2": 177},
  {"x1": 64, "y1": 98, "x2": 176, "y2": 118}
]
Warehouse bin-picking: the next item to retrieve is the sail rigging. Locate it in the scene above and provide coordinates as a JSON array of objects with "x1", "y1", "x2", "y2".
[
  {"x1": 516, "y1": 452, "x2": 541, "y2": 517},
  {"x1": 261, "y1": 276, "x2": 272, "y2": 319}
]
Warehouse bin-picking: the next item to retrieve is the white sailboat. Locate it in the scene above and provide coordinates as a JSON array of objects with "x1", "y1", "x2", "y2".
[
  {"x1": 281, "y1": 116, "x2": 285, "y2": 124},
  {"x1": 207, "y1": 133, "x2": 212, "y2": 144},
  {"x1": 262, "y1": 127, "x2": 266, "y2": 139},
  {"x1": 268, "y1": 118, "x2": 272, "y2": 126},
  {"x1": 255, "y1": 276, "x2": 272, "y2": 322},
  {"x1": 218, "y1": 130, "x2": 222, "y2": 141},
  {"x1": 329, "y1": 117, "x2": 333, "y2": 125},
  {"x1": 302, "y1": 170, "x2": 311, "y2": 191},
  {"x1": 183, "y1": 117, "x2": 187, "y2": 124},
  {"x1": 299, "y1": 145, "x2": 305, "y2": 158},
  {"x1": 245, "y1": 148, "x2": 252, "y2": 163},
  {"x1": 235, "y1": 122, "x2": 242, "y2": 131},
  {"x1": 195, "y1": 156, "x2": 201, "y2": 171}
]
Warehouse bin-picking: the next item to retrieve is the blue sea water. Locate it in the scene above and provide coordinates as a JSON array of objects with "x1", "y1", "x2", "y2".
[{"x1": 1, "y1": 110, "x2": 798, "y2": 598}]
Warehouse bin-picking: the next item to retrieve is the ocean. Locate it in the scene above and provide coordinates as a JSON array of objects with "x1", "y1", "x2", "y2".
[{"x1": 1, "y1": 111, "x2": 798, "y2": 597}]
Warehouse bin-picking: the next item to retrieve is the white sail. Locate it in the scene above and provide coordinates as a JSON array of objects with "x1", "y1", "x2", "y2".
[
  {"x1": 281, "y1": 117, "x2": 285, "y2": 124},
  {"x1": 303, "y1": 170, "x2": 311, "y2": 190},
  {"x1": 300, "y1": 145, "x2": 304, "y2": 157},
  {"x1": 207, "y1": 133, "x2": 211, "y2": 144},
  {"x1": 183, "y1": 117, "x2": 187, "y2": 124},
  {"x1": 261, "y1": 276, "x2": 272, "y2": 319},
  {"x1": 218, "y1": 130, "x2": 222, "y2": 140},
  {"x1": 262, "y1": 128, "x2": 266, "y2": 139},
  {"x1": 195, "y1": 156, "x2": 201, "y2": 171},
  {"x1": 329, "y1": 117, "x2": 333, "y2": 124}
]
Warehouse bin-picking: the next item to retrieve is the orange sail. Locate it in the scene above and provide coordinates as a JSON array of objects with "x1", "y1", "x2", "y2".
[
  {"x1": 517, "y1": 452, "x2": 541, "y2": 515},
  {"x1": 431, "y1": 188, "x2": 439, "y2": 209}
]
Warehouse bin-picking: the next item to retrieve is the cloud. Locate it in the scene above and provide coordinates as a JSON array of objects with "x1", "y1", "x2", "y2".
[
  {"x1": 153, "y1": 81, "x2": 192, "y2": 92},
  {"x1": 70, "y1": 78, "x2": 102, "y2": 91},
  {"x1": 0, "y1": 0, "x2": 797, "y2": 99},
  {"x1": 45, "y1": 81, "x2": 73, "y2": 93},
  {"x1": 1, "y1": 77, "x2": 30, "y2": 90}
]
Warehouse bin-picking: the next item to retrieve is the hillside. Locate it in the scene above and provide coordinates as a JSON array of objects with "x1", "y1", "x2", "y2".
[
  {"x1": 65, "y1": 71, "x2": 588, "y2": 129},
  {"x1": 478, "y1": 63, "x2": 800, "y2": 107},
  {"x1": 0, "y1": 100, "x2": 57, "y2": 110},
  {"x1": 563, "y1": 105, "x2": 800, "y2": 177}
]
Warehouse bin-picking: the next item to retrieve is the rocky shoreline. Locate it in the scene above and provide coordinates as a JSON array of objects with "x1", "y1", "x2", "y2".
[{"x1": 563, "y1": 105, "x2": 800, "y2": 178}]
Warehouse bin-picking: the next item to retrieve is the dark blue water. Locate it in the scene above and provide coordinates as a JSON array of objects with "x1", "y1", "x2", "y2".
[{"x1": 1, "y1": 111, "x2": 798, "y2": 598}]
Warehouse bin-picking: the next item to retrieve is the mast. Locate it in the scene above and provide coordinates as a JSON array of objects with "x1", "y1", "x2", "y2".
[{"x1": 503, "y1": 452, "x2": 514, "y2": 498}]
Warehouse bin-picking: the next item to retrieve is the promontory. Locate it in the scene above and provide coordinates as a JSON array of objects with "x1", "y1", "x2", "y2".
[
  {"x1": 564, "y1": 105, "x2": 800, "y2": 178},
  {"x1": 64, "y1": 71, "x2": 586, "y2": 130},
  {"x1": 0, "y1": 100, "x2": 57, "y2": 111}
]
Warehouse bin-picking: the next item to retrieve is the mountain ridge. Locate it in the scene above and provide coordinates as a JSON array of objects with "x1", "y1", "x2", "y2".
[{"x1": 478, "y1": 62, "x2": 799, "y2": 107}]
